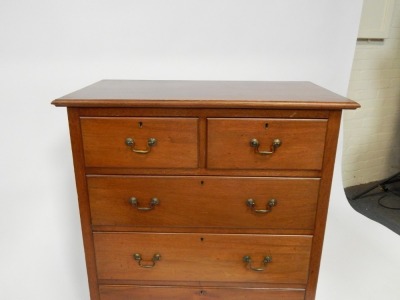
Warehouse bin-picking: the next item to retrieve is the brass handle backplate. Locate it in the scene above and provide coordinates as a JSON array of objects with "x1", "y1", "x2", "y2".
[
  {"x1": 125, "y1": 137, "x2": 157, "y2": 154},
  {"x1": 129, "y1": 197, "x2": 159, "y2": 211},
  {"x1": 250, "y1": 138, "x2": 281, "y2": 155},
  {"x1": 243, "y1": 255, "x2": 272, "y2": 272},
  {"x1": 246, "y1": 198, "x2": 277, "y2": 214},
  {"x1": 133, "y1": 253, "x2": 161, "y2": 268}
]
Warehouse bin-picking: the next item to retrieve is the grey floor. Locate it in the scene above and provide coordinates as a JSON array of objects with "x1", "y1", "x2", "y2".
[{"x1": 345, "y1": 174, "x2": 400, "y2": 235}]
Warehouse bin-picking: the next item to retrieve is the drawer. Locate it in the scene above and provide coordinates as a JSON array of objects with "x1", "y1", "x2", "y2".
[
  {"x1": 207, "y1": 118, "x2": 327, "y2": 170},
  {"x1": 80, "y1": 117, "x2": 198, "y2": 168},
  {"x1": 94, "y1": 233, "x2": 312, "y2": 284},
  {"x1": 88, "y1": 176, "x2": 320, "y2": 230},
  {"x1": 99, "y1": 285, "x2": 305, "y2": 300}
]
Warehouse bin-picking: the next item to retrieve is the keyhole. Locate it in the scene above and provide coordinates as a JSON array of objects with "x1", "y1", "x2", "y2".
[
  {"x1": 200, "y1": 180, "x2": 204, "y2": 185},
  {"x1": 199, "y1": 290, "x2": 207, "y2": 296},
  {"x1": 265, "y1": 123, "x2": 269, "y2": 129},
  {"x1": 200, "y1": 237, "x2": 204, "y2": 242},
  {"x1": 138, "y1": 121, "x2": 143, "y2": 128}
]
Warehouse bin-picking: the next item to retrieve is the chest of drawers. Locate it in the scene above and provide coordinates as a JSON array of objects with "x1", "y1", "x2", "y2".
[{"x1": 52, "y1": 80, "x2": 359, "y2": 300}]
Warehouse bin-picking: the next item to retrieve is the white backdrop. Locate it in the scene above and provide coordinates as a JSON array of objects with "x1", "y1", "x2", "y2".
[{"x1": 2, "y1": 1, "x2": 400, "y2": 299}]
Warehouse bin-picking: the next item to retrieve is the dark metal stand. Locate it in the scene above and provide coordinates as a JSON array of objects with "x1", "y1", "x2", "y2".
[{"x1": 351, "y1": 172, "x2": 400, "y2": 200}]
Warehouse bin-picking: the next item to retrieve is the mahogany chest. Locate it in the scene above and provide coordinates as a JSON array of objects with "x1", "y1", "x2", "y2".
[{"x1": 52, "y1": 80, "x2": 359, "y2": 300}]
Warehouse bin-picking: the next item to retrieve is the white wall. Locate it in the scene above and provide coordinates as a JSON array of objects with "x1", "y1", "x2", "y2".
[
  {"x1": 4, "y1": 1, "x2": 398, "y2": 300},
  {"x1": 343, "y1": 0, "x2": 400, "y2": 187}
]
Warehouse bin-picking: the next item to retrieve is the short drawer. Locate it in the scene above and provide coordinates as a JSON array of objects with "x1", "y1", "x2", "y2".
[
  {"x1": 207, "y1": 118, "x2": 327, "y2": 170},
  {"x1": 88, "y1": 176, "x2": 320, "y2": 230},
  {"x1": 94, "y1": 233, "x2": 312, "y2": 284},
  {"x1": 99, "y1": 285, "x2": 305, "y2": 300},
  {"x1": 80, "y1": 117, "x2": 198, "y2": 168}
]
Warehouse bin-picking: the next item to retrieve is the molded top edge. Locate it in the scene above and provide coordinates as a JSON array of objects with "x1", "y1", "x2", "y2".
[{"x1": 52, "y1": 80, "x2": 360, "y2": 110}]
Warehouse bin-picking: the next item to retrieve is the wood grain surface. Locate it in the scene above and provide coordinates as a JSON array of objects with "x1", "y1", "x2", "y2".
[
  {"x1": 94, "y1": 233, "x2": 312, "y2": 284},
  {"x1": 87, "y1": 176, "x2": 320, "y2": 230},
  {"x1": 99, "y1": 285, "x2": 305, "y2": 300}
]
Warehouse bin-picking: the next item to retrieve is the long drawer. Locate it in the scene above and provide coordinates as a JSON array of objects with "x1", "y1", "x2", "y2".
[
  {"x1": 99, "y1": 285, "x2": 305, "y2": 300},
  {"x1": 88, "y1": 176, "x2": 320, "y2": 230},
  {"x1": 94, "y1": 233, "x2": 312, "y2": 284}
]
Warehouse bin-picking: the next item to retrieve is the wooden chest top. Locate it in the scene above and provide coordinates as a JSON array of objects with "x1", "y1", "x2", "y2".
[{"x1": 52, "y1": 80, "x2": 359, "y2": 110}]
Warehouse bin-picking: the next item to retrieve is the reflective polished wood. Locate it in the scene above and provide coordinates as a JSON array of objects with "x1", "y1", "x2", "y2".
[{"x1": 52, "y1": 80, "x2": 359, "y2": 300}]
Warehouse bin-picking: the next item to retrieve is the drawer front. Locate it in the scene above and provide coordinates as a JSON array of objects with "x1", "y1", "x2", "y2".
[
  {"x1": 80, "y1": 117, "x2": 198, "y2": 168},
  {"x1": 94, "y1": 233, "x2": 312, "y2": 284},
  {"x1": 88, "y1": 176, "x2": 320, "y2": 230},
  {"x1": 207, "y1": 118, "x2": 327, "y2": 170},
  {"x1": 99, "y1": 285, "x2": 305, "y2": 300}
]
